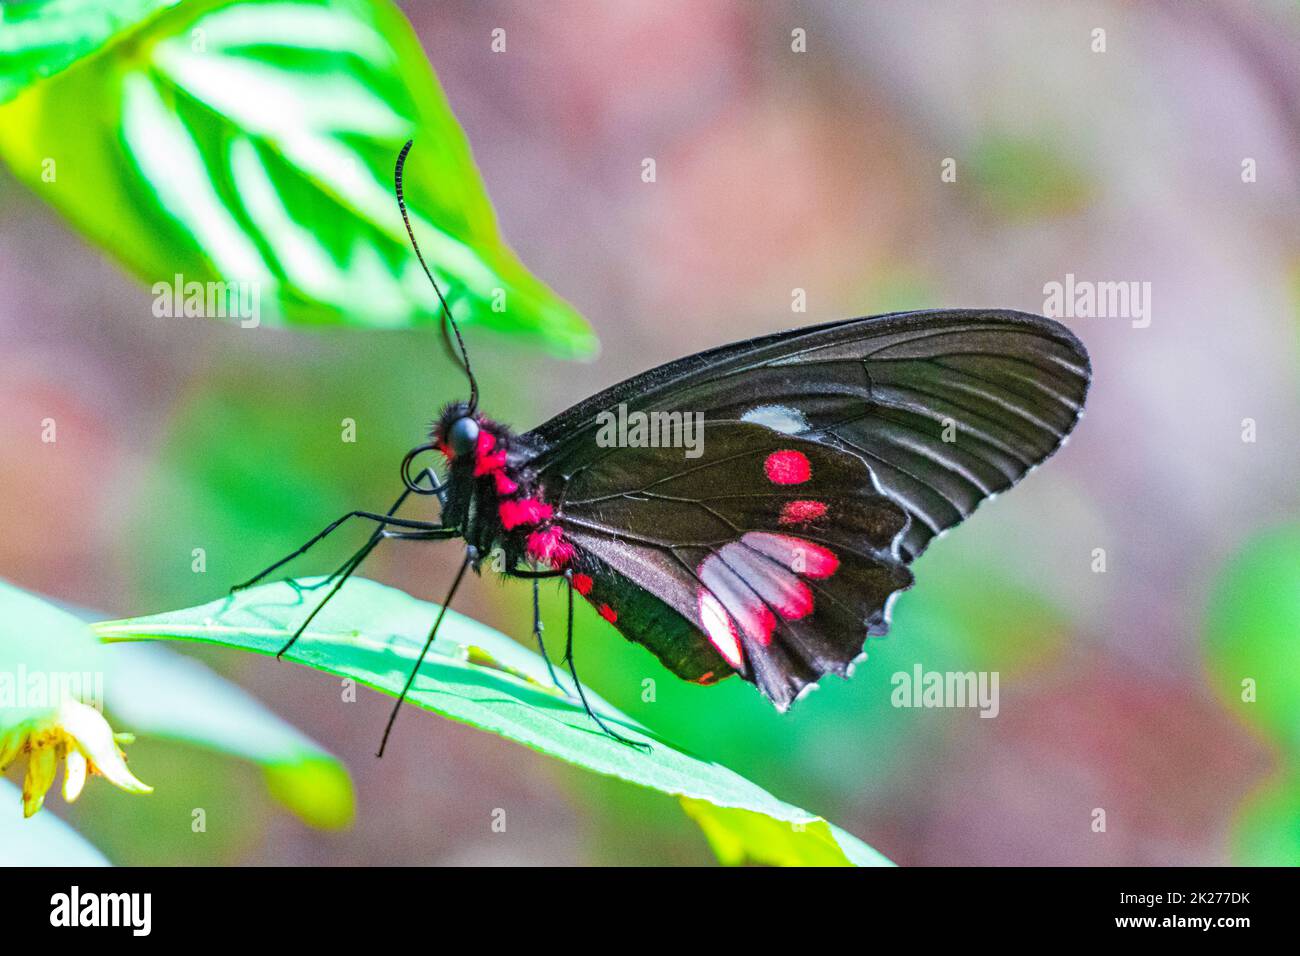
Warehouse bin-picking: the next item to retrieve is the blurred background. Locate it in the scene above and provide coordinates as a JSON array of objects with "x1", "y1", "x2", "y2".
[{"x1": 2, "y1": 0, "x2": 1298, "y2": 865}]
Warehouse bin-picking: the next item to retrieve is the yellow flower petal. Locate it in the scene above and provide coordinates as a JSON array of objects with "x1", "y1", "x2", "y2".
[
  {"x1": 23, "y1": 744, "x2": 57, "y2": 818},
  {"x1": 0, "y1": 727, "x2": 24, "y2": 771},
  {"x1": 57, "y1": 700, "x2": 152, "y2": 795},
  {"x1": 63, "y1": 749, "x2": 88, "y2": 802},
  {"x1": 6, "y1": 700, "x2": 152, "y2": 817}
]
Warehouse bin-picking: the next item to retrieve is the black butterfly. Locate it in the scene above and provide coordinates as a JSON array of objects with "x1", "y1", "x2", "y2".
[{"x1": 236, "y1": 142, "x2": 1091, "y2": 754}]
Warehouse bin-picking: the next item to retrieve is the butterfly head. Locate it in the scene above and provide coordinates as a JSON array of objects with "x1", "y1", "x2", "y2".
[
  {"x1": 431, "y1": 402, "x2": 517, "y2": 480},
  {"x1": 432, "y1": 402, "x2": 478, "y2": 461},
  {"x1": 445, "y1": 414, "x2": 480, "y2": 458}
]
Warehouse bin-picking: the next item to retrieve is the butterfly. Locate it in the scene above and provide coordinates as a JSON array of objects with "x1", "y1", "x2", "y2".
[{"x1": 236, "y1": 142, "x2": 1091, "y2": 754}]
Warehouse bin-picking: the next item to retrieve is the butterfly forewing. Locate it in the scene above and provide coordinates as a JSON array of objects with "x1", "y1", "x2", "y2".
[{"x1": 531, "y1": 309, "x2": 1090, "y2": 561}]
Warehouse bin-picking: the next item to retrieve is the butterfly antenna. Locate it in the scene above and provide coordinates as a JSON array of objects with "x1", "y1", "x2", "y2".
[{"x1": 394, "y1": 140, "x2": 479, "y2": 414}]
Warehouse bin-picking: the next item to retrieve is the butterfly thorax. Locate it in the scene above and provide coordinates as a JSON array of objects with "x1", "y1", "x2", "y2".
[{"x1": 432, "y1": 403, "x2": 572, "y2": 573}]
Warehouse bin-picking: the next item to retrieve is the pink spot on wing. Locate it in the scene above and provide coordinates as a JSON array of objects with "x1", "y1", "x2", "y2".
[
  {"x1": 779, "y1": 499, "x2": 827, "y2": 525},
  {"x1": 764, "y1": 450, "x2": 811, "y2": 485},
  {"x1": 598, "y1": 603, "x2": 617, "y2": 623},
  {"x1": 767, "y1": 575, "x2": 813, "y2": 618},
  {"x1": 526, "y1": 526, "x2": 574, "y2": 568},
  {"x1": 744, "y1": 532, "x2": 839, "y2": 579},
  {"x1": 717, "y1": 541, "x2": 815, "y2": 620},
  {"x1": 697, "y1": 591, "x2": 744, "y2": 668},
  {"x1": 698, "y1": 555, "x2": 776, "y2": 646},
  {"x1": 499, "y1": 497, "x2": 553, "y2": 530},
  {"x1": 572, "y1": 573, "x2": 594, "y2": 596}
]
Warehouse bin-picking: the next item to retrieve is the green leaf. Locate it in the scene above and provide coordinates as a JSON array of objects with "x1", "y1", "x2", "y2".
[
  {"x1": 0, "y1": 781, "x2": 111, "y2": 865},
  {"x1": 0, "y1": 0, "x2": 180, "y2": 104},
  {"x1": 95, "y1": 577, "x2": 893, "y2": 866},
  {"x1": 0, "y1": 0, "x2": 595, "y2": 356},
  {"x1": 681, "y1": 798, "x2": 893, "y2": 867},
  {"x1": 1204, "y1": 525, "x2": 1300, "y2": 753},
  {"x1": 0, "y1": 579, "x2": 354, "y2": 827}
]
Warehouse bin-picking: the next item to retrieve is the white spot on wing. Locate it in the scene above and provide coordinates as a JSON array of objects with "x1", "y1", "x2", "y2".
[
  {"x1": 742, "y1": 404, "x2": 809, "y2": 435},
  {"x1": 698, "y1": 591, "x2": 744, "y2": 669}
]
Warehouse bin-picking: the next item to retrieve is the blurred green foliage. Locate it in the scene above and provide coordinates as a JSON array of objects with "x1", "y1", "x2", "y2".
[
  {"x1": 0, "y1": 579, "x2": 354, "y2": 859},
  {"x1": 98, "y1": 577, "x2": 894, "y2": 865},
  {"x1": 1205, "y1": 525, "x2": 1300, "y2": 864},
  {"x1": 1205, "y1": 525, "x2": 1300, "y2": 751},
  {"x1": 968, "y1": 133, "x2": 1090, "y2": 220},
  {"x1": 126, "y1": 347, "x2": 436, "y2": 611},
  {"x1": 1230, "y1": 769, "x2": 1300, "y2": 867},
  {"x1": 0, "y1": 0, "x2": 594, "y2": 355}
]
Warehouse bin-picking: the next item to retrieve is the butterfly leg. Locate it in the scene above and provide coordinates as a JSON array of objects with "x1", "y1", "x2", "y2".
[
  {"x1": 232, "y1": 470, "x2": 444, "y2": 593},
  {"x1": 272, "y1": 528, "x2": 460, "y2": 659},
  {"x1": 270, "y1": 473, "x2": 457, "y2": 660},
  {"x1": 275, "y1": 533, "x2": 377, "y2": 660},
  {"x1": 531, "y1": 578, "x2": 567, "y2": 692},
  {"x1": 562, "y1": 572, "x2": 651, "y2": 753},
  {"x1": 290, "y1": 475, "x2": 434, "y2": 592},
  {"x1": 375, "y1": 549, "x2": 475, "y2": 758},
  {"x1": 289, "y1": 530, "x2": 381, "y2": 595}
]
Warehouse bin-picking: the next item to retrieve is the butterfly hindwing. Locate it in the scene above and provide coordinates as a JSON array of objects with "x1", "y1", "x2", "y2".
[
  {"x1": 550, "y1": 423, "x2": 914, "y2": 708},
  {"x1": 565, "y1": 550, "x2": 734, "y2": 685}
]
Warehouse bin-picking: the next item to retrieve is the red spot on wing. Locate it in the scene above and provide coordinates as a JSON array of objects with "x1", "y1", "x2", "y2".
[
  {"x1": 764, "y1": 450, "x2": 811, "y2": 485},
  {"x1": 572, "y1": 573, "x2": 594, "y2": 596},
  {"x1": 779, "y1": 499, "x2": 827, "y2": 525},
  {"x1": 598, "y1": 603, "x2": 617, "y2": 623},
  {"x1": 499, "y1": 497, "x2": 553, "y2": 530}
]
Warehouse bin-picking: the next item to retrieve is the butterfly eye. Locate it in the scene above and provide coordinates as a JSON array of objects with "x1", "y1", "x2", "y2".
[{"x1": 447, "y1": 417, "x2": 480, "y2": 457}]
